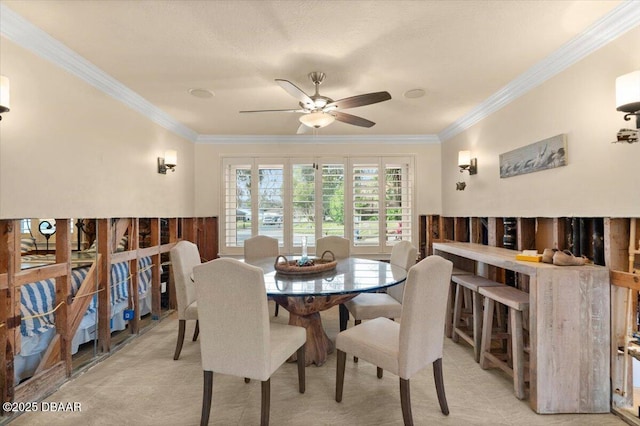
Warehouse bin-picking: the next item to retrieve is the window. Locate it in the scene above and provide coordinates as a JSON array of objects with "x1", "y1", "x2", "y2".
[
  {"x1": 223, "y1": 162, "x2": 252, "y2": 248},
  {"x1": 258, "y1": 163, "x2": 284, "y2": 245},
  {"x1": 385, "y1": 162, "x2": 412, "y2": 243},
  {"x1": 292, "y1": 162, "x2": 316, "y2": 247},
  {"x1": 222, "y1": 156, "x2": 413, "y2": 255},
  {"x1": 20, "y1": 219, "x2": 32, "y2": 234},
  {"x1": 352, "y1": 162, "x2": 380, "y2": 247},
  {"x1": 320, "y1": 163, "x2": 345, "y2": 238}
]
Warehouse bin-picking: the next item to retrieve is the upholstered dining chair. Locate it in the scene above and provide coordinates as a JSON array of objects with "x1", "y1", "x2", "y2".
[
  {"x1": 335, "y1": 255, "x2": 453, "y2": 425},
  {"x1": 340, "y1": 241, "x2": 417, "y2": 375},
  {"x1": 244, "y1": 235, "x2": 280, "y2": 316},
  {"x1": 193, "y1": 258, "x2": 306, "y2": 426},
  {"x1": 316, "y1": 235, "x2": 350, "y2": 259},
  {"x1": 169, "y1": 240, "x2": 201, "y2": 360}
]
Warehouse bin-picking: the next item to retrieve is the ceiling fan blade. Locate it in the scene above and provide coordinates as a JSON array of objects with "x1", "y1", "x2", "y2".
[
  {"x1": 325, "y1": 91, "x2": 391, "y2": 110},
  {"x1": 275, "y1": 79, "x2": 314, "y2": 107},
  {"x1": 296, "y1": 123, "x2": 309, "y2": 134},
  {"x1": 239, "y1": 108, "x2": 306, "y2": 113},
  {"x1": 333, "y1": 111, "x2": 376, "y2": 128}
]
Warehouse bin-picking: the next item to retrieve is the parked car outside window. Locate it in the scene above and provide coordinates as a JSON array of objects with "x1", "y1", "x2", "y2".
[
  {"x1": 236, "y1": 209, "x2": 251, "y2": 222},
  {"x1": 262, "y1": 211, "x2": 283, "y2": 225}
]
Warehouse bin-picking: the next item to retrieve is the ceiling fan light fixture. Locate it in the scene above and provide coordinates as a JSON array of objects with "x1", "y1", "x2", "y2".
[
  {"x1": 314, "y1": 98, "x2": 328, "y2": 108},
  {"x1": 299, "y1": 111, "x2": 335, "y2": 129},
  {"x1": 244, "y1": 72, "x2": 390, "y2": 132}
]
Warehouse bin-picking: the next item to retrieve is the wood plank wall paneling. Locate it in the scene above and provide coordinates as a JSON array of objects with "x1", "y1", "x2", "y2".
[
  {"x1": 517, "y1": 218, "x2": 536, "y2": 251},
  {"x1": 129, "y1": 218, "x2": 140, "y2": 333},
  {"x1": 150, "y1": 218, "x2": 161, "y2": 320},
  {"x1": 54, "y1": 218, "x2": 71, "y2": 376},
  {"x1": 486, "y1": 218, "x2": 505, "y2": 283},
  {"x1": 14, "y1": 361, "x2": 66, "y2": 405},
  {"x1": 605, "y1": 218, "x2": 633, "y2": 408},
  {"x1": 1, "y1": 221, "x2": 14, "y2": 407},
  {"x1": 425, "y1": 215, "x2": 439, "y2": 256},
  {"x1": 1, "y1": 217, "x2": 216, "y2": 409},
  {"x1": 469, "y1": 217, "x2": 483, "y2": 244},
  {"x1": 97, "y1": 219, "x2": 112, "y2": 353},
  {"x1": 200, "y1": 217, "x2": 218, "y2": 262},
  {"x1": 454, "y1": 217, "x2": 469, "y2": 243},
  {"x1": 535, "y1": 218, "x2": 555, "y2": 251},
  {"x1": 168, "y1": 219, "x2": 178, "y2": 310}
]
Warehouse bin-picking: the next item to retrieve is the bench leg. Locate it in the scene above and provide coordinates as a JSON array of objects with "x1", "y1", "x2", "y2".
[
  {"x1": 472, "y1": 291, "x2": 483, "y2": 363},
  {"x1": 452, "y1": 284, "x2": 463, "y2": 343},
  {"x1": 463, "y1": 288, "x2": 473, "y2": 327},
  {"x1": 445, "y1": 281, "x2": 455, "y2": 338},
  {"x1": 510, "y1": 308, "x2": 525, "y2": 399},
  {"x1": 479, "y1": 297, "x2": 494, "y2": 370}
]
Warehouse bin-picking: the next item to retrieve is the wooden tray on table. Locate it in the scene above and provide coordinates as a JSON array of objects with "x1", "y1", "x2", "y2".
[{"x1": 274, "y1": 251, "x2": 337, "y2": 275}]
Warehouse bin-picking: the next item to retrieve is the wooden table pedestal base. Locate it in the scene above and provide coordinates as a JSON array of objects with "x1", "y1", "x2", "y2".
[{"x1": 273, "y1": 294, "x2": 356, "y2": 366}]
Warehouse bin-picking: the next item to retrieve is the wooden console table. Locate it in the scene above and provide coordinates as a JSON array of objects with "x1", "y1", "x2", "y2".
[{"x1": 433, "y1": 242, "x2": 610, "y2": 414}]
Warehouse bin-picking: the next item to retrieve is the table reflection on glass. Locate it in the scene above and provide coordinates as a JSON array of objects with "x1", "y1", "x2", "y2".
[{"x1": 247, "y1": 257, "x2": 407, "y2": 366}]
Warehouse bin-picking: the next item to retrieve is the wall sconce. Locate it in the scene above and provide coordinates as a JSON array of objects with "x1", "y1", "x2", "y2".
[
  {"x1": 158, "y1": 149, "x2": 177, "y2": 174},
  {"x1": 458, "y1": 150, "x2": 477, "y2": 174},
  {"x1": 616, "y1": 70, "x2": 640, "y2": 129},
  {"x1": 456, "y1": 150, "x2": 477, "y2": 191},
  {"x1": 0, "y1": 75, "x2": 10, "y2": 121}
]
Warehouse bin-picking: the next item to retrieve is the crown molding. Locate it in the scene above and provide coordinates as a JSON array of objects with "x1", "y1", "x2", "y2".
[
  {"x1": 438, "y1": 0, "x2": 640, "y2": 142},
  {"x1": 195, "y1": 134, "x2": 441, "y2": 144},
  {"x1": 0, "y1": 4, "x2": 198, "y2": 142}
]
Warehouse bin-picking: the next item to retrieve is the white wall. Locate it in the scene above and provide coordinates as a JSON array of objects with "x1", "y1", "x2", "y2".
[
  {"x1": 194, "y1": 141, "x2": 442, "y2": 217},
  {"x1": 3, "y1": 23, "x2": 637, "y2": 222},
  {"x1": 0, "y1": 39, "x2": 195, "y2": 219},
  {"x1": 441, "y1": 27, "x2": 640, "y2": 218}
]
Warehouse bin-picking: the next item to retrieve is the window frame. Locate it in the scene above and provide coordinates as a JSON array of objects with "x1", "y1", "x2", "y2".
[{"x1": 220, "y1": 155, "x2": 415, "y2": 257}]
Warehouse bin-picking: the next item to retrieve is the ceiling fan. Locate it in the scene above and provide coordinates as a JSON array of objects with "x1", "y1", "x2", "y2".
[{"x1": 240, "y1": 72, "x2": 391, "y2": 134}]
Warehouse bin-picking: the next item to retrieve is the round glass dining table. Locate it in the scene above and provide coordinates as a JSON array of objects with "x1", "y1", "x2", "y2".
[{"x1": 246, "y1": 256, "x2": 407, "y2": 366}]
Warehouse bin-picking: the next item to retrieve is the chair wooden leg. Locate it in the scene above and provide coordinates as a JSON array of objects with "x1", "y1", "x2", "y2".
[
  {"x1": 336, "y1": 350, "x2": 346, "y2": 402},
  {"x1": 245, "y1": 378, "x2": 250, "y2": 383},
  {"x1": 353, "y1": 320, "x2": 361, "y2": 362},
  {"x1": 261, "y1": 379, "x2": 270, "y2": 426},
  {"x1": 192, "y1": 319, "x2": 199, "y2": 341},
  {"x1": 274, "y1": 303, "x2": 279, "y2": 317},
  {"x1": 297, "y1": 344, "x2": 306, "y2": 393},
  {"x1": 377, "y1": 367, "x2": 383, "y2": 379},
  {"x1": 451, "y1": 283, "x2": 463, "y2": 343},
  {"x1": 339, "y1": 304, "x2": 349, "y2": 331},
  {"x1": 201, "y1": 371, "x2": 213, "y2": 426},
  {"x1": 433, "y1": 358, "x2": 450, "y2": 415},
  {"x1": 400, "y1": 378, "x2": 413, "y2": 426},
  {"x1": 174, "y1": 319, "x2": 186, "y2": 360}
]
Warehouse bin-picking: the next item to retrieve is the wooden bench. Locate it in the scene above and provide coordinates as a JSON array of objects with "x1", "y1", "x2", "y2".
[
  {"x1": 445, "y1": 267, "x2": 474, "y2": 338},
  {"x1": 451, "y1": 275, "x2": 504, "y2": 362},
  {"x1": 479, "y1": 285, "x2": 530, "y2": 400}
]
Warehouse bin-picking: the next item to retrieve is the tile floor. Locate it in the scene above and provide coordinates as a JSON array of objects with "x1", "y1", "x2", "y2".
[{"x1": 6, "y1": 304, "x2": 626, "y2": 425}]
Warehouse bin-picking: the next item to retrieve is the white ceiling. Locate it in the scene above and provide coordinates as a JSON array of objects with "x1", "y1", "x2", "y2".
[{"x1": 1, "y1": 0, "x2": 635, "y2": 139}]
